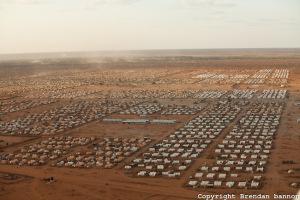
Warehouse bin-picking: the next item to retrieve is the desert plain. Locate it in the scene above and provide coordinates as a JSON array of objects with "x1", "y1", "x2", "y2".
[{"x1": 0, "y1": 49, "x2": 299, "y2": 200}]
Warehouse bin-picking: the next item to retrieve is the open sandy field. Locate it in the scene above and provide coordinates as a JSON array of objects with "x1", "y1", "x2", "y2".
[{"x1": 0, "y1": 49, "x2": 300, "y2": 200}]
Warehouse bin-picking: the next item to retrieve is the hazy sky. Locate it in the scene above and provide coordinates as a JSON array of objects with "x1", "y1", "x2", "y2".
[{"x1": 0, "y1": 0, "x2": 299, "y2": 54}]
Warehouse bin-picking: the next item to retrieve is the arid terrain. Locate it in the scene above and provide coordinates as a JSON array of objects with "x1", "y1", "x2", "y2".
[{"x1": 0, "y1": 49, "x2": 300, "y2": 200}]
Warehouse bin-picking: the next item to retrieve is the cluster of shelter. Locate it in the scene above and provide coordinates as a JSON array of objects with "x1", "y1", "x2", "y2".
[
  {"x1": 251, "y1": 69, "x2": 273, "y2": 79},
  {"x1": 268, "y1": 78, "x2": 287, "y2": 85},
  {"x1": 159, "y1": 89, "x2": 287, "y2": 100},
  {"x1": 86, "y1": 89, "x2": 166, "y2": 99},
  {"x1": 93, "y1": 89, "x2": 288, "y2": 101},
  {"x1": 194, "y1": 73, "x2": 250, "y2": 84},
  {"x1": 161, "y1": 105, "x2": 202, "y2": 115},
  {"x1": 1, "y1": 76, "x2": 82, "y2": 89},
  {"x1": 244, "y1": 78, "x2": 266, "y2": 84},
  {"x1": 201, "y1": 74, "x2": 228, "y2": 84},
  {"x1": 271, "y1": 69, "x2": 289, "y2": 79},
  {"x1": 216, "y1": 89, "x2": 287, "y2": 100},
  {"x1": 203, "y1": 74, "x2": 251, "y2": 84},
  {"x1": 2, "y1": 77, "x2": 84, "y2": 99},
  {"x1": 155, "y1": 77, "x2": 196, "y2": 85},
  {"x1": 120, "y1": 103, "x2": 163, "y2": 115},
  {"x1": 55, "y1": 137, "x2": 151, "y2": 168},
  {"x1": 194, "y1": 91, "x2": 226, "y2": 99},
  {"x1": 224, "y1": 89, "x2": 287, "y2": 99},
  {"x1": 25, "y1": 87, "x2": 102, "y2": 99},
  {"x1": 244, "y1": 69, "x2": 273, "y2": 84},
  {"x1": 75, "y1": 69, "x2": 172, "y2": 85},
  {"x1": 160, "y1": 90, "x2": 197, "y2": 99},
  {"x1": 0, "y1": 100, "x2": 125, "y2": 136},
  {"x1": 0, "y1": 99, "x2": 56, "y2": 114},
  {"x1": 257, "y1": 89, "x2": 287, "y2": 99},
  {"x1": 267, "y1": 69, "x2": 289, "y2": 86},
  {"x1": 124, "y1": 101, "x2": 241, "y2": 178},
  {"x1": 225, "y1": 90, "x2": 257, "y2": 99},
  {"x1": 154, "y1": 90, "x2": 227, "y2": 99},
  {"x1": 193, "y1": 73, "x2": 216, "y2": 79},
  {"x1": 187, "y1": 102, "x2": 283, "y2": 189},
  {"x1": 222, "y1": 74, "x2": 250, "y2": 84},
  {"x1": 0, "y1": 86, "x2": 27, "y2": 99},
  {"x1": 244, "y1": 69, "x2": 290, "y2": 86},
  {"x1": 0, "y1": 136, "x2": 94, "y2": 166}
]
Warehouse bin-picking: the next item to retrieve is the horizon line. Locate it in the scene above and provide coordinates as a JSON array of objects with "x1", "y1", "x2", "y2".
[{"x1": 1, "y1": 47, "x2": 300, "y2": 56}]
